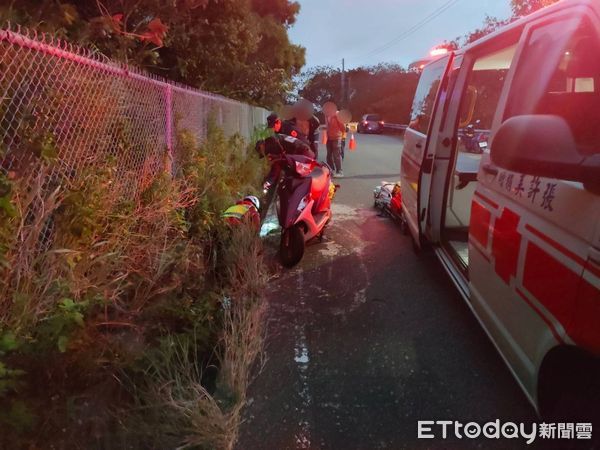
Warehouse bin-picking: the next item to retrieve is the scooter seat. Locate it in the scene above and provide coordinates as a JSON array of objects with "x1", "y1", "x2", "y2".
[{"x1": 310, "y1": 166, "x2": 329, "y2": 192}]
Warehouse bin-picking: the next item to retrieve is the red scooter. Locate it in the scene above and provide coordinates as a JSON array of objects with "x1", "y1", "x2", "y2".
[{"x1": 264, "y1": 154, "x2": 338, "y2": 267}]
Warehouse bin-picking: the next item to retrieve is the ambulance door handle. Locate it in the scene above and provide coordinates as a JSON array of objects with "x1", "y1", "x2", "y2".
[
  {"x1": 482, "y1": 163, "x2": 498, "y2": 176},
  {"x1": 422, "y1": 157, "x2": 434, "y2": 173},
  {"x1": 416, "y1": 142, "x2": 423, "y2": 149}
]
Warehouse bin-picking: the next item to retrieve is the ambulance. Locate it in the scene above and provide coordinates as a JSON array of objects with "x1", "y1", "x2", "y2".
[{"x1": 401, "y1": 0, "x2": 599, "y2": 421}]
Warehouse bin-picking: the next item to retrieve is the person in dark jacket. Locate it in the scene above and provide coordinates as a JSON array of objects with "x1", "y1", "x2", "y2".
[
  {"x1": 289, "y1": 114, "x2": 320, "y2": 158},
  {"x1": 255, "y1": 134, "x2": 315, "y2": 187},
  {"x1": 287, "y1": 99, "x2": 320, "y2": 159},
  {"x1": 266, "y1": 113, "x2": 310, "y2": 146}
]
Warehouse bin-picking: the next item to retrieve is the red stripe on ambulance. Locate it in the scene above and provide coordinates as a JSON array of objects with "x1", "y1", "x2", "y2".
[
  {"x1": 492, "y1": 208, "x2": 522, "y2": 284},
  {"x1": 516, "y1": 288, "x2": 564, "y2": 344},
  {"x1": 474, "y1": 190, "x2": 499, "y2": 209},
  {"x1": 470, "y1": 200, "x2": 491, "y2": 248},
  {"x1": 526, "y1": 224, "x2": 600, "y2": 278},
  {"x1": 523, "y1": 242, "x2": 581, "y2": 331},
  {"x1": 523, "y1": 226, "x2": 600, "y2": 352}
]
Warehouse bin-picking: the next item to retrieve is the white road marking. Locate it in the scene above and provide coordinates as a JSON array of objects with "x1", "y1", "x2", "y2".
[{"x1": 293, "y1": 271, "x2": 312, "y2": 449}]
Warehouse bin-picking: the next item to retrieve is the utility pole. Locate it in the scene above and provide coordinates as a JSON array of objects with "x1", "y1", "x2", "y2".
[{"x1": 341, "y1": 58, "x2": 346, "y2": 109}]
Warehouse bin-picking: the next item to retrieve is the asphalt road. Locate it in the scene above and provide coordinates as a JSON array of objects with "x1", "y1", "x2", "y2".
[{"x1": 237, "y1": 133, "x2": 560, "y2": 450}]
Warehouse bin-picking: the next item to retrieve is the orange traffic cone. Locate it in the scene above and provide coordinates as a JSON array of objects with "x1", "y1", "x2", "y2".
[
  {"x1": 321, "y1": 130, "x2": 328, "y2": 145},
  {"x1": 349, "y1": 134, "x2": 356, "y2": 151}
]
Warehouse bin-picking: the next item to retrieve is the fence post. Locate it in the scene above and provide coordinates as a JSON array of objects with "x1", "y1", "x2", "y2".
[{"x1": 165, "y1": 84, "x2": 174, "y2": 175}]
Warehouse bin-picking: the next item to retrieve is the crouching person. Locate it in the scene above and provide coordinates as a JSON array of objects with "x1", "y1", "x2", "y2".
[
  {"x1": 222, "y1": 195, "x2": 261, "y2": 232},
  {"x1": 206, "y1": 196, "x2": 261, "y2": 288}
]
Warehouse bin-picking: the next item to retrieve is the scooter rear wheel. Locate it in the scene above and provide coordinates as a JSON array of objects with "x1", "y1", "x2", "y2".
[{"x1": 280, "y1": 224, "x2": 305, "y2": 268}]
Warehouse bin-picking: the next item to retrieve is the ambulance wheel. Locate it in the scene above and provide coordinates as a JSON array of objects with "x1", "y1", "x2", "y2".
[
  {"x1": 540, "y1": 350, "x2": 600, "y2": 435},
  {"x1": 280, "y1": 224, "x2": 305, "y2": 268}
]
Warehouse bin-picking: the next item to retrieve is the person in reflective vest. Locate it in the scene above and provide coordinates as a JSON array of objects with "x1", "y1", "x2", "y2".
[{"x1": 222, "y1": 195, "x2": 261, "y2": 231}]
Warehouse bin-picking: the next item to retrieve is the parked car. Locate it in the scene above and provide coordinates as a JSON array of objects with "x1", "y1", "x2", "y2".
[
  {"x1": 357, "y1": 114, "x2": 384, "y2": 133},
  {"x1": 401, "y1": 0, "x2": 600, "y2": 424}
]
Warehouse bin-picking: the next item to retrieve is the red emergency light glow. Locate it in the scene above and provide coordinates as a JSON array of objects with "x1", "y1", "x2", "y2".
[{"x1": 430, "y1": 48, "x2": 449, "y2": 57}]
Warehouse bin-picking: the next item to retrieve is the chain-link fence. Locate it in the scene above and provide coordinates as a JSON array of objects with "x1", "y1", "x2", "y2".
[{"x1": 0, "y1": 24, "x2": 268, "y2": 199}]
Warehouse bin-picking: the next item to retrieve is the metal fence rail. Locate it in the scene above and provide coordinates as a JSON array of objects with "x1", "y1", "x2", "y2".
[{"x1": 0, "y1": 25, "x2": 268, "y2": 199}]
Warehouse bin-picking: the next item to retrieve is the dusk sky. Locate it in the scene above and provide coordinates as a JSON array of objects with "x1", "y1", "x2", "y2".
[{"x1": 289, "y1": 0, "x2": 512, "y2": 70}]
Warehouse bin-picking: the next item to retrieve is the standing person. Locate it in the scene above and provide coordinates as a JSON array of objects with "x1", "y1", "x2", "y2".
[
  {"x1": 290, "y1": 100, "x2": 320, "y2": 159},
  {"x1": 325, "y1": 111, "x2": 345, "y2": 177}
]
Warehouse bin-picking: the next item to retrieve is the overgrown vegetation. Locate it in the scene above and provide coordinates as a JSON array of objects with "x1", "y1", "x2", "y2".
[{"x1": 0, "y1": 120, "x2": 268, "y2": 449}]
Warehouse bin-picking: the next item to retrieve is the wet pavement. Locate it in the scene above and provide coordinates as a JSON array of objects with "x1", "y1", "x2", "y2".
[{"x1": 238, "y1": 134, "x2": 546, "y2": 449}]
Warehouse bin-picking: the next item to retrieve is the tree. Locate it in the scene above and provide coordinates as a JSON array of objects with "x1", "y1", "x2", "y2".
[
  {"x1": 251, "y1": 0, "x2": 301, "y2": 27},
  {"x1": 155, "y1": 0, "x2": 305, "y2": 106},
  {"x1": 0, "y1": 0, "x2": 305, "y2": 107},
  {"x1": 299, "y1": 64, "x2": 419, "y2": 124},
  {"x1": 451, "y1": 0, "x2": 560, "y2": 47},
  {"x1": 511, "y1": 0, "x2": 560, "y2": 17},
  {"x1": 463, "y1": 15, "x2": 512, "y2": 45},
  {"x1": 297, "y1": 66, "x2": 342, "y2": 107}
]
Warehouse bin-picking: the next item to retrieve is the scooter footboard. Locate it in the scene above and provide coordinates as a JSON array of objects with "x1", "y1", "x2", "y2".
[
  {"x1": 279, "y1": 177, "x2": 311, "y2": 229},
  {"x1": 297, "y1": 200, "x2": 331, "y2": 241}
]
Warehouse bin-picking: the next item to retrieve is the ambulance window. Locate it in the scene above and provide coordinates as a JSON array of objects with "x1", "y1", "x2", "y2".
[
  {"x1": 409, "y1": 59, "x2": 446, "y2": 135},
  {"x1": 505, "y1": 16, "x2": 600, "y2": 155},
  {"x1": 455, "y1": 43, "x2": 517, "y2": 154}
]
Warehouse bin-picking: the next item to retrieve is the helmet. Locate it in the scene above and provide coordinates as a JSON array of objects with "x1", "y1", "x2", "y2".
[
  {"x1": 266, "y1": 113, "x2": 279, "y2": 128},
  {"x1": 244, "y1": 195, "x2": 260, "y2": 211}
]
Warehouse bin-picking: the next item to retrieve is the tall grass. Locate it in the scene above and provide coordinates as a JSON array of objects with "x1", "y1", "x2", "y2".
[
  {"x1": 0, "y1": 120, "x2": 269, "y2": 449},
  {"x1": 124, "y1": 224, "x2": 267, "y2": 450}
]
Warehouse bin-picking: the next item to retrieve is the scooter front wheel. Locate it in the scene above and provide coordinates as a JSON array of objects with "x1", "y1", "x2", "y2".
[{"x1": 280, "y1": 224, "x2": 305, "y2": 268}]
